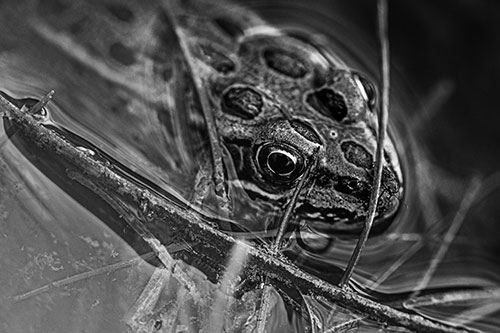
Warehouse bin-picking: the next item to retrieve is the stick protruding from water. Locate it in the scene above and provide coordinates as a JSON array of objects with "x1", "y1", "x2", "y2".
[
  {"x1": 339, "y1": 0, "x2": 391, "y2": 288},
  {"x1": 30, "y1": 89, "x2": 55, "y2": 115}
]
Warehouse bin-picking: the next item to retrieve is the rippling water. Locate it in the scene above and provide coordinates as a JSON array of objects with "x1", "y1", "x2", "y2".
[{"x1": 1, "y1": 0, "x2": 500, "y2": 332}]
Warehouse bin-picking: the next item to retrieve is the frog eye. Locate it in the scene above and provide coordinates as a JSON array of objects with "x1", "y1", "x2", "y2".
[{"x1": 255, "y1": 143, "x2": 305, "y2": 184}]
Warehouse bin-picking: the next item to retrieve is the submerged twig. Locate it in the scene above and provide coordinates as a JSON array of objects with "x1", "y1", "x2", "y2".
[
  {"x1": 339, "y1": 0, "x2": 391, "y2": 288},
  {"x1": 412, "y1": 178, "x2": 482, "y2": 297},
  {"x1": 11, "y1": 252, "x2": 156, "y2": 302},
  {"x1": 412, "y1": 80, "x2": 454, "y2": 130},
  {"x1": 405, "y1": 287, "x2": 500, "y2": 308},
  {"x1": 405, "y1": 287, "x2": 500, "y2": 327}
]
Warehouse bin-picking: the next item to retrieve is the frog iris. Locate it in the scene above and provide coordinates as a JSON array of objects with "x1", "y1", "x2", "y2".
[{"x1": 255, "y1": 142, "x2": 306, "y2": 184}]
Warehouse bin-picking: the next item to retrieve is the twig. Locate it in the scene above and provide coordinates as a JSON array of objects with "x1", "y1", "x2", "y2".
[
  {"x1": 339, "y1": 0, "x2": 391, "y2": 288},
  {"x1": 30, "y1": 89, "x2": 54, "y2": 115},
  {"x1": 273, "y1": 154, "x2": 317, "y2": 252},
  {"x1": 1, "y1": 92, "x2": 478, "y2": 333},
  {"x1": 255, "y1": 154, "x2": 318, "y2": 332},
  {"x1": 11, "y1": 252, "x2": 156, "y2": 302}
]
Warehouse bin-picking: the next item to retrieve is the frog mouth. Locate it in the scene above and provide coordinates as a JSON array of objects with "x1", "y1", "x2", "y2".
[{"x1": 297, "y1": 201, "x2": 398, "y2": 234}]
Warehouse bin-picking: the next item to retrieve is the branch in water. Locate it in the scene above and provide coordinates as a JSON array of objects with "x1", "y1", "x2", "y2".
[{"x1": 0, "y1": 93, "x2": 478, "y2": 333}]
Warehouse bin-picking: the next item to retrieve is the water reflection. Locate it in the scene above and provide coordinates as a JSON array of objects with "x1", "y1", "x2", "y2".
[{"x1": 1, "y1": 0, "x2": 500, "y2": 332}]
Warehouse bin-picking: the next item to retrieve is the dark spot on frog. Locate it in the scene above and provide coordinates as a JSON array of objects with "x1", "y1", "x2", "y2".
[
  {"x1": 199, "y1": 44, "x2": 235, "y2": 74},
  {"x1": 334, "y1": 176, "x2": 370, "y2": 201},
  {"x1": 105, "y1": 3, "x2": 135, "y2": 22},
  {"x1": 340, "y1": 141, "x2": 373, "y2": 169},
  {"x1": 262, "y1": 48, "x2": 308, "y2": 78},
  {"x1": 305, "y1": 88, "x2": 348, "y2": 122},
  {"x1": 213, "y1": 16, "x2": 244, "y2": 38},
  {"x1": 221, "y1": 86, "x2": 263, "y2": 119},
  {"x1": 153, "y1": 320, "x2": 162, "y2": 330},
  {"x1": 38, "y1": 0, "x2": 70, "y2": 14},
  {"x1": 289, "y1": 120, "x2": 322, "y2": 145},
  {"x1": 109, "y1": 42, "x2": 136, "y2": 66}
]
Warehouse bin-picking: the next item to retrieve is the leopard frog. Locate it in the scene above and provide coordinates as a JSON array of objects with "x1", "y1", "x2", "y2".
[{"x1": 2, "y1": 0, "x2": 403, "y2": 237}]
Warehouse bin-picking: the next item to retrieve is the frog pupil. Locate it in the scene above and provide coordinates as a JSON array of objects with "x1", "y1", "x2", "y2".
[{"x1": 267, "y1": 150, "x2": 296, "y2": 176}]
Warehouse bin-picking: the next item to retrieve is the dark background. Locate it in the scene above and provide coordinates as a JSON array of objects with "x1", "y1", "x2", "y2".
[{"x1": 339, "y1": 0, "x2": 500, "y2": 176}]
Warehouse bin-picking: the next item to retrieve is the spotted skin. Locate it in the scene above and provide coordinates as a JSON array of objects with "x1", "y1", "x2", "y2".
[{"x1": 24, "y1": 0, "x2": 403, "y2": 234}]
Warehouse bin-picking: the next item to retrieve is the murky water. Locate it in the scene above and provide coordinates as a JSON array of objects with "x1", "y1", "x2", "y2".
[{"x1": 1, "y1": 0, "x2": 500, "y2": 332}]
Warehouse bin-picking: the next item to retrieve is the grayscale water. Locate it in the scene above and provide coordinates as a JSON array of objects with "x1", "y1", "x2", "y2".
[{"x1": 1, "y1": 0, "x2": 500, "y2": 332}]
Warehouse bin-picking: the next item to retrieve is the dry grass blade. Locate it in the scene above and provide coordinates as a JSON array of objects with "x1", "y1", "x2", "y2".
[
  {"x1": 125, "y1": 267, "x2": 171, "y2": 331},
  {"x1": 405, "y1": 288, "x2": 500, "y2": 327},
  {"x1": 405, "y1": 288, "x2": 500, "y2": 308},
  {"x1": 339, "y1": 0, "x2": 390, "y2": 288},
  {"x1": 255, "y1": 155, "x2": 317, "y2": 332},
  {"x1": 161, "y1": 0, "x2": 231, "y2": 217},
  {"x1": 412, "y1": 178, "x2": 482, "y2": 297},
  {"x1": 10, "y1": 252, "x2": 155, "y2": 302}
]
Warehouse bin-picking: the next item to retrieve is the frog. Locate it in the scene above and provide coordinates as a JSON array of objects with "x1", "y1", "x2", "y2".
[
  {"x1": 5, "y1": 0, "x2": 403, "y2": 240},
  {"x1": 170, "y1": 0, "x2": 404, "y2": 235}
]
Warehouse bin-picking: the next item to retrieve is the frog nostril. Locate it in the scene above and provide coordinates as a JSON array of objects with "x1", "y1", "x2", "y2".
[
  {"x1": 267, "y1": 150, "x2": 297, "y2": 176},
  {"x1": 262, "y1": 47, "x2": 308, "y2": 79},
  {"x1": 334, "y1": 176, "x2": 370, "y2": 201},
  {"x1": 305, "y1": 88, "x2": 347, "y2": 122}
]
